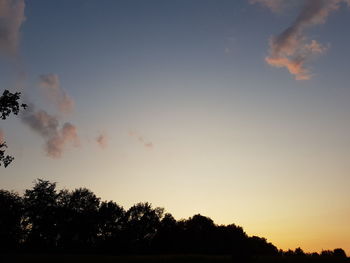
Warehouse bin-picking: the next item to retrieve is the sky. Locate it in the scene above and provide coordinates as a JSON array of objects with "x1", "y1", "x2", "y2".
[{"x1": 1, "y1": 0, "x2": 350, "y2": 255}]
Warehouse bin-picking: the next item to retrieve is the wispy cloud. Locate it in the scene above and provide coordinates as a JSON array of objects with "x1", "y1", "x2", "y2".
[
  {"x1": 39, "y1": 74, "x2": 74, "y2": 114},
  {"x1": 0, "y1": 2, "x2": 81, "y2": 159},
  {"x1": 96, "y1": 132, "x2": 108, "y2": 149},
  {"x1": 128, "y1": 130, "x2": 153, "y2": 149},
  {"x1": 20, "y1": 73, "x2": 81, "y2": 158},
  {"x1": 252, "y1": 0, "x2": 349, "y2": 80},
  {"x1": 250, "y1": 0, "x2": 285, "y2": 12},
  {"x1": 0, "y1": 128, "x2": 4, "y2": 143},
  {"x1": 0, "y1": 0, "x2": 25, "y2": 57},
  {"x1": 21, "y1": 105, "x2": 79, "y2": 158}
]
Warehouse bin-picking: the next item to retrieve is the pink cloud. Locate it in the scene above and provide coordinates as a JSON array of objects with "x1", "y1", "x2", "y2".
[
  {"x1": 96, "y1": 132, "x2": 108, "y2": 149},
  {"x1": 0, "y1": 0, "x2": 25, "y2": 56},
  {"x1": 129, "y1": 130, "x2": 154, "y2": 149},
  {"x1": 21, "y1": 106, "x2": 80, "y2": 158},
  {"x1": 252, "y1": 0, "x2": 349, "y2": 80},
  {"x1": 39, "y1": 74, "x2": 74, "y2": 114}
]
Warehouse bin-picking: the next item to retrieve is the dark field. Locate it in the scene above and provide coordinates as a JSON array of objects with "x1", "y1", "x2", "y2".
[
  {"x1": 1, "y1": 254, "x2": 349, "y2": 263},
  {"x1": 1, "y1": 254, "x2": 232, "y2": 263}
]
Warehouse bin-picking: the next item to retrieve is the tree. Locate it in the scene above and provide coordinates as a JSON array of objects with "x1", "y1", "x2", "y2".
[
  {"x1": 24, "y1": 179, "x2": 59, "y2": 249},
  {"x1": 0, "y1": 89, "x2": 26, "y2": 167},
  {"x1": 124, "y1": 202, "x2": 164, "y2": 252},
  {"x1": 0, "y1": 141, "x2": 13, "y2": 167},
  {"x1": 152, "y1": 213, "x2": 178, "y2": 253},
  {"x1": 98, "y1": 201, "x2": 125, "y2": 251},
  {"x1": 333, "y1": 248, "x2": 347, "y2": 258},
  {"x1": 0, "y1": 190, "x2": 24, "y2": 251},
  {"x1": 58, "y1": 188, "x2": 101, "y2": 250}
]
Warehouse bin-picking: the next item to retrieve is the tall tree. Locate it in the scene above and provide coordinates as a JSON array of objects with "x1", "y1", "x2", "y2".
[
  {"x1": 0, "y1": 190, "x2": 24, "y2": 251},
  {"x1": 24, "y1": 179, "x2": 59, "y2": 250},
  {"x1": 125, "y1": 202, "x2": 164, "y2": 252},
  {"x1": 98, "y1": 201, "x2": 125, "y2": 251},
  {"x1": 59, "y1": 188, "x2": 100, "y2": 250}
]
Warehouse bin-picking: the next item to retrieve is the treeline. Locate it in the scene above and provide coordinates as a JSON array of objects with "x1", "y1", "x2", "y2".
[{"x1": 0, "y1": 179, "x2": 347, "y2": 261}]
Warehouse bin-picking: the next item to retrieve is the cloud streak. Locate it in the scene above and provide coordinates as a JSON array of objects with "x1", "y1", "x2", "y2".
[
  {"x1": 0, "y1": 0, "x2": 25, "y2": 56},
  {"x1": 0, "y1": 2, "x2": 81, "y2": 159},
  {"x1": 39, "y1": 74, "x2": 74, "y2": 114},
  {"x1": 253, "y1": 0, "x2": 349, "y2": 80},
  {"x1": 129, "y1": 130, "x2": 153, "y2": 149},
  {"x1": 250, "y1": 0, "x2": 285, "y2": 12},
  {"x1": 0, "y1": 128, "x2": 4, "y2": 143},
  {"x1": 96, "y1": 132, "x2": 108, "y2": 149},
  {"x1": 21, "y1": 106, "x2": 79, "y2": 158}
]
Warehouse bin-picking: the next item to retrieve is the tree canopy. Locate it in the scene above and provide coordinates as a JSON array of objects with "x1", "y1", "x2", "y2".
[
  {"x1": 0, "y1": 179, "x2": 347, "y2": 262},
  {"x1": 0, "y1": 89, "x2": 26, "y2": 167}
]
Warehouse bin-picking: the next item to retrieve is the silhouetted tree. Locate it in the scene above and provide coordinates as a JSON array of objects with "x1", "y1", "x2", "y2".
[
  {"x1": 215, "y1": 224, "x2": 248, "y2": 255},
  {"x1": 321, "y1": 250, "x2": 334, "y2": 257},
  {"x1": 124, "y1": 202, "x2": 164, "y2": 253},
  {"x1": 97, "y1": 201, "x2": 125, "y2": 251},
  {"x1": 55, "y1": 189, "x2": 74, "y2": 250},
  {"x1": 59, "y1": 188, "x2": 100, "y2": 250},
  {"x1": 0, "y1": 142, "x2": 13, "y2": 167},
  {"x1": 247, "y1": 236, "x2": 278, "y2": 256},
  {"x1": 0, "y1": 90, "x2": 26, "y2": 120},
  {"x1": 183, "y1": 214, "x2": 216, "y2": 253},
  {"x1": 23, "y1": 179, "x2": 59, "y2": 250},
  {"x1": 294, "y1": 247, "x2": 305, "y2": 256},
  {"x1": 0, "y1": 190, "x2": 24, "y2": 252},
  {"x1": 1, "y1": 178, "x2": 348, "y2": 260},
  {"x1": 0, "y1": 89, "x2": 26, "y2": 167},
  {"x1": 152, "y1": 213, "x2": 178, "y2": 253},
  {"x1": 333, "y1": 248, "x2": 347, "y2": 258}
]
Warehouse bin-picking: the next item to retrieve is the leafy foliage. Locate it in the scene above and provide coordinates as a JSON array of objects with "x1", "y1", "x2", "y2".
[
  {"x1": 0, "y1": 89, "x2": 26, "y2": 167},
  {"x1": 0, "y1": 142, "x2": 14, "y2": 167},
  {"x1": 0, "y1": 90, "x2": 27, "y2": 120}
]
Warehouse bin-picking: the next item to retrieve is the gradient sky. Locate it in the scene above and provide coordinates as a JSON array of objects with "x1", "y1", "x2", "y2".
[{"x1": 1, "y1": 0, "x2": 350, "y2": 255}]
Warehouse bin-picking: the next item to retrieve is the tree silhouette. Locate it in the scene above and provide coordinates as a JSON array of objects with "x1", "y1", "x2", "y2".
[
  {"x1": 98, "y1": 200, "x2": 125, "y2": 251},
  {"x1": 152, "y1": 213, "x2": 178, "y2": 253},
  {"x1": 64, "y1": 188, "x2": 100, "y2": 250},
  {"x1": 0, "y1": 142, "x2": 13, "y2": 167},
  {"x1": 0, "y1": 190, "x2": 24, "y2": 252},
  {"x1": 23, "y1": 179, "x2": 59, "y2": 250},
  {"x1": 0, "y1": 89, "x2": 26, "y2": 167},
  {"x1": 0, "y1": 178, "x2": 348, "y2": 262},
  {"x1": 333, "y1": 248, "x2": 347, "y2": 258},
  {"x1": 124, "y1": 202, "x2": 164, "y2": 253}
]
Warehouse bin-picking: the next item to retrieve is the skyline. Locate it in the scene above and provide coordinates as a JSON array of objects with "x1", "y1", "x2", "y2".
[{"x1": 1, "y1": 0, "x2": 350, "y2": 255}]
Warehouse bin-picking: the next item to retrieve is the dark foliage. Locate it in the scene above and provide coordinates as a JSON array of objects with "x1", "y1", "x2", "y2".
[
  {"x1": 0, "y1": 179, "x2": 348, "y2": 262},
  {"x1": 0, "y1": 142, "x2": 14, "y2": 167},
  {"x1": 0, "y1": 190, "x2": 25, "y2": 251},
  {"x1": 0, "y1": 90, "x2": 27, "y2": 120},
  {"x1": 0, "y1": 89, "x2": 26, "y2": 167}
]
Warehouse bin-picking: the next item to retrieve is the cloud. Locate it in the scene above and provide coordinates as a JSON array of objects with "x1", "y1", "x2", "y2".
[
  {"x1": 96, "y1": 132, "x2": 108, "y2": 149},
  {"x1": 305, "y1": 39, "x2": 327, "y2": 54},
  {"x1": 250, "y1": 0, "x2": 285, "y2": 12},
  {"x1": 0, "y1": 128, "x2": 4, "y2": 143},
  {"x1": 0, "y1": 2, "x2": 81, "y2": 159},
  {"x1": 144, "y1": 142, "x2": 153, "y2": 149},
  {"x1": 20, "y1": 73, "x2": 81, "y2": 158},
  {"x1": 39, "y1": 74, "x2": 74, "y2": 114},
  {"x1": 21, "y1": 106, "x2": 79, "y2": 158},
  {"x1": 252, "y1": 0, "x2": 349, "y2": 80},
  {"x1": 0, "y1": 0, "x2": 25, "y2": 56},
  {"x1": 129, "y1": 130, "x2": 153, "y2": 149}
]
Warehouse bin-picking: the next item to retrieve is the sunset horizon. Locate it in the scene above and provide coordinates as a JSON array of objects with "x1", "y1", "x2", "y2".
[{"x1": 1, "y1": 0, "x2": 350, "y2": 259}]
